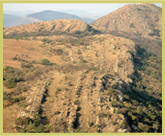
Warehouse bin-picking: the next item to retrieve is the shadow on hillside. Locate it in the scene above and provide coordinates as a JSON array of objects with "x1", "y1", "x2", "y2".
[{"x1": 107, "y1": 31, "x2": 162, "y2": 58}]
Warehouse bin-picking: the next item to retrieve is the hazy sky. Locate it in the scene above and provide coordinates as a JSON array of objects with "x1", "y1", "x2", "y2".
[{"x1": 3, "y1": 3, "x2": 162, "y2": 14}]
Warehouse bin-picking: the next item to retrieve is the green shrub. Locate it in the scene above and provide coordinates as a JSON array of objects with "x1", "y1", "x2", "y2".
[
  {"x1": 119, "y1": 120, "x2": 127, "y2": 129},
  {"x1": 92, "y1": 67, "x2": 97, "y2": 71},
  {"x1": 88, "y1": 122, "x2": 93, "y2": 127},
  {"x1": 107, "y1": 87, "x2": 117, "y2": 98},
  {"x1": 95, "y1": 124, "x2": 101, "y2": 128},
  {"x1": 41, "y1": 59, "x2": 50, "y2": 65},
  {"x1": 21, "y1": 86, "x2": 27, "y2": 92},
  {"x1": 15, "y1": 117, "x2": 22, "y2": 125},
  {"x1": 111, "y1": 120, "x2": 116, "y2": 125},
  {"x1": 19, "y1": 102, "x2": 25, "y2": 106},
  {"x1": 57, "y1": 88, "x2": 61, "y2": 91},
  {"x1": 14, "y1": 98, "x2": 20, "y2": 102},
  {"x1": 74, "y1": 100, "x2": 80, "y2": 105},
  {"x1": 4, "y1": 66, "x2": 14, "y2": 71},
  {"x1": 7, "y1": 82, "x2": 16, "y2": 89},
  {"x1": 54, "y1": 111, "x2": 61, "y2": 115},
  {"x1": 111, "y1": 101, "x2": 118, "y2": 107},
  {"x1": 19, "y1": 96, "x2": 25, "y2": 101},
  {"x1": 31, "y1": 60, "x2": 36, "y2": 64},
  {"x1": 63, "y1": 103, "x2": 66, "y2": 105},
  {"x1": 12, "y1": 56, "x2": 17, "y2": 60},
  {"x1": 55, "y1": 91, "x2": 58, "y2": 96},
  {"x1": 33, "y1": 119, "x2": 40, "y2": 126},
  {"x1": 115, "y1": 110, "x2": 119, "y2": 114}
]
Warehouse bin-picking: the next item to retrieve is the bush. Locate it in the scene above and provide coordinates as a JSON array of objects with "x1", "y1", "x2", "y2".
[
  {"x1": 63, "y1": 103, "x2": 66, "y2": 105},
  {"x1": 41, "y1": 59, "x2": 50, "y2": 65},
  {"x1": 21, "y1": 86, "x2": 27, "y2": 92},
  {"x1": 21, "y1": 63, "x2": 33, "y2": 68},
  {"x1": 54, "y1": 111, "x2": 61, "y2": 115},
  {"x1": 14, "y1": 98, "x2": 20, "y2": 102},
  {"x1": 98, "y1": 113, "x2": 110, "y2": 118},
  {"x1": 119, "y1": 120, "x2": 127, "y2": 129},
  {"x1": 111, "y1": 120, "x2": 116, "y2": 125},
  {"x1": 130, "y1": 23, "x2": 135, "y2": 28},
  {"x1": 55, "y1": 49, "x2": 63, "y2": 55},
  {"x1": 19, "y1": 96, "x2": 25, "y2": 101},
  {"x1": 74, "y1": 100, "x2": 80, "y2": 105},
  {"x1": 4, "y1": 66, "x2": 14, "y2": 71},
  {"x1": 12, "y1": 56, "x2": 17, "y2": 60},
  {"x1": 19, "y1": 102, "x2": 25, "y2": 106},
  {"x1": 55, "y1": 91, "x2": 58, "y2": 96},
  {"x1": 31, "y1": 60, "x2": 36, "y2": 64},
  {"x1": 92, "y1": 67, "x2": 97, "y2": 71},
  {"x1": 7, "y1": 82, "x2": 16, "y2": 89},
  {"x1": 88, "y1": 122, "x2": 93, "y2": 127}
]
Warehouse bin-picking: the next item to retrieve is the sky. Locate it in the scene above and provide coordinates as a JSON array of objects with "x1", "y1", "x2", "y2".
[{"x1": 3, "y1": 3, "x2": 162, "y2": 17}]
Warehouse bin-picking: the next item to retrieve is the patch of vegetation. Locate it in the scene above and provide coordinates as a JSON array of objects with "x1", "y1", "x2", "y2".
[
  {"x1": 15, "y1": 106, "x2": 50, "y2": 133},
  {"x1": 63, "y1": 103, "x2": 66, "y2": 105},
  {"x1": 111, "y1": 120, "x2": 116, "y2": 125},
  {"x1": 74, "y1": 128, "x2": 87, "y2": 133},
  {"x1": 40, "y1": 59, "x2": 55, "y2": 66},
  {"x1": 98, "y1": 112, "x2": 111, "y2": 118},
  {"x1": 107, "y1": 87, "x2": 118, "y2": 99},
  {"x1": 3, "y1": 64, "x2": 55, "y2": 91},
  {"x1": 55, "y1": 49, "x2": 63, "y2": 55},
  {"x1": 148, "y1": 29, "x2": 160, "y2": 37},
  {"x1": 74, "y1": 100, "x2": 80, "y2": 105},
  {"x1": 118, "y1": 46, "x2": 162, "y2": 132},
  {"x1": 21, "y1": 63, "x2": 33, "y2": 68},
  {"x1": 130, "y1": 23, "x2": 135, "y2": 28},
  {"x1": 119, "y1": 120, "x2": 127, "y2": 129},
  {"x1": 41, "y1": 59, "x2": 50, "y2": 65},
  {"x1": 54, "y1": 111, "x2": 61, "y2": 115},
  {"x1": 42, "y1": 38, "x2": 52, "y2": 44},
  {"x1": 19, "y1": 102, "x2": 25, "y2": 106},
  {"x1": 88, "y1": 122, "x2": 93, "y2": 127},
  {"x1": 3, "y1": 27, "x2": 102, "y2": 40}
]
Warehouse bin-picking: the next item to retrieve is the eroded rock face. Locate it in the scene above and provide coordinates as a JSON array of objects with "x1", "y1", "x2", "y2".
[{"x1": 17, "y1": 75, "x2": 53, "y2": 119}]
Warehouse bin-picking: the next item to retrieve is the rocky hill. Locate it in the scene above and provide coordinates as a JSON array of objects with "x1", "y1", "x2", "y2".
[
  {"x1": 90, "y1": 3, "x2": 162, "y2": 57},
  {"x1": 3, "y1": 5, "x2": 162, "y2": 133},
  {"x1": 3, "y1": 19, "x2": 99, "y2": 38}
]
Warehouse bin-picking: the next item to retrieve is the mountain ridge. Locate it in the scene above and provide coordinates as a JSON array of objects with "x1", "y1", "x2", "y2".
[
  {"x1": 90, "y1": 3, "x2": 162, "y2": 57},
  {"x1": 3, "y1": 10, "x2": 95, "y2": 28}
]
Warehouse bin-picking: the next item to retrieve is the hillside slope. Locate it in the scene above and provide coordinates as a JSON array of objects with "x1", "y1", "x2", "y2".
[
  {"x1": 90, "y1": 3, "x2": 162, "y2": 57},
  {"x1": 3, "y1": 19, "x2": 97, "y2": 38},
  {"x1": 3, "y1": 33, "x2": 162, "y2": 133},
  {"x1": 3, "y1": 34, "x2": 136, "y2": 133}
]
